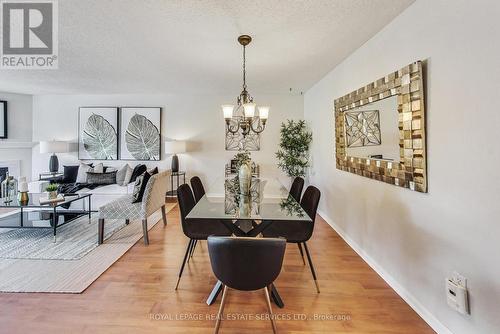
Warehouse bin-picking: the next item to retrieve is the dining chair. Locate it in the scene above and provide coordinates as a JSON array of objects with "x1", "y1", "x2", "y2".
[
  {"x1": 262, "y1": 185, "x2": 321, "y2": 293},
  {"x1": 207, "y1": 236, "x2": 286, "y2": 334},
  {"x1": 188, "y1": 176, "x2": 207, "y2": 258},
  {"x1": 190, "y1": 176, "x2": 206, "y2": 203},
  {"x1": 289, "y1": 177, "x2": 304, "y2": 203},
  {"x1": 175, "y1": 184, "x2": 232, "y2": 290}
]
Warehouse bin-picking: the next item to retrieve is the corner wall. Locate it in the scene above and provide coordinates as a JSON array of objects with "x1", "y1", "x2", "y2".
[{"x1": 304, "y1": 1, "x2": 500, "y2": 333}]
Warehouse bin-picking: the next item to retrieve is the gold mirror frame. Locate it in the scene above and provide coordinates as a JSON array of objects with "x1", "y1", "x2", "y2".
[{"x1": 334, "y1": 61, "x2": 427, "y2": 193}]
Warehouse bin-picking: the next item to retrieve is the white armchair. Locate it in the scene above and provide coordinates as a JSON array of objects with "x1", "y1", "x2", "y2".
[{"x1": 98, "y1": 170, "x2": 170, "y2": 245}]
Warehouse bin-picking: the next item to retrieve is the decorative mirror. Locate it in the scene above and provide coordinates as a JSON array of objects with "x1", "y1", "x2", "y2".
[{"x1": 334, "y1": 61, "x2": 427, "y2": 192}]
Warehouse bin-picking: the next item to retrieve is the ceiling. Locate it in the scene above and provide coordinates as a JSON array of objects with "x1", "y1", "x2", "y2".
[{"x1": 0, "y1": 0, "x2": 414, "y2": 95}]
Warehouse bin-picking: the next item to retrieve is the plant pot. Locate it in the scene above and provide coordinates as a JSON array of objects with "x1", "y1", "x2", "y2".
[{"x1": 48, "y1": 191, "x2": 57, "y2": 200}]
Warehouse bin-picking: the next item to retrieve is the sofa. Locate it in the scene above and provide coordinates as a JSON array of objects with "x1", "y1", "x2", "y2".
[{"x1": 29, "y1": 163, "x2": 170, "y2": 211}]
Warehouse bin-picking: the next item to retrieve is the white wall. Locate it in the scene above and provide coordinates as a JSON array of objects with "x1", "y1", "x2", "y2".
[
  {"x1": 0, "y1": 91, "x2": 33, "y2": 179},
  {"x1": 304, "y1": 1, "x2": 500, "y2": 334},
  {"x1": 32, "y1": 93, "x2": 303, "y2": 192}
]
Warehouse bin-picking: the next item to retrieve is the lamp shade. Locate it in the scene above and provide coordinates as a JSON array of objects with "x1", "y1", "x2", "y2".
[
  {"x1": 164, "y1": 141, "x2": 187, "y2": 154},
  {"x1": 40, "y1": 141, "x2": 69, "y2": 154},
  {"x1": 258, "y1": 106, "x2": 269, "y2": 120},
  {"x1": 222, "y1": 105, "x2": 234, "y2": 119},
  {"x1": 243, "y1": 103, "x2": 256, "y2": 118}
]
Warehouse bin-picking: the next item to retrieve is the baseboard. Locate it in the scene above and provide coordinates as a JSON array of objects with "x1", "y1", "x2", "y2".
[{"x1": 317, "y1": 209, "x2": 453, "y2": 334}]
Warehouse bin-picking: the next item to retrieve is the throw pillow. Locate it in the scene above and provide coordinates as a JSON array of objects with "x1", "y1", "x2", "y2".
[
  {"x1": 130, "y1": 164, "x2": 147, "y2": 183},
  {"x1": 87, "y1": 171, "x2": 117, "y2": 185},
  {"x1": 93, "y1": 163, "x2": 104, "y2": 173},
  {"x1": 131, "y1": 171, "x2": 152, "y2": 203},
  {"x1": 76, "y1": 162, "x2": 93, "y2": 183},
  {"x1": 115, "y1": 164, "x2": 130, "y2": 186},
  {"x1": 148, "y1": 167, "x2": 159, "y2": 175},
  {"x1": 123, "y1": 164, "x2": 133, "y2": 185},
  {"x1": 62, "y1": 165, "x2": 79, "y2": 183}
]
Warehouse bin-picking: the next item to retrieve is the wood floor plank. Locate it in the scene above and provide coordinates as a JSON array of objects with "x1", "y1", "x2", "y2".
[{"x1": 0, "y1": 202, "x2": 435, "y2": 333}]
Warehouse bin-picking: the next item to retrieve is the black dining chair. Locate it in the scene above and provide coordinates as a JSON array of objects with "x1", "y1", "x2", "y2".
[
  {"x1": 262, "y1": 185, "x2": 321, "y2": 293},
  {"x1": 207, "y1": 236, "x2": 286, "y2": 334},
  {"x1": 289, "y1": 177, "x2": 304, "y2": 203},
  {"x1": 190, "y1": 176, "x2": 206, "y2": 203},
  {"x1": 175, "y1": 184, "x2": 232, "y2": 290},
  {"x1": 188, "y1": 176, "x2": 207, "y2": 258}
]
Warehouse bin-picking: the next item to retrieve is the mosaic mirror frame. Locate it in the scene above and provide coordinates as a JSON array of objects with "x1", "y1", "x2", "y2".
[{"x1": 334, "y1": 61, "x2": 427, "y2": 193}]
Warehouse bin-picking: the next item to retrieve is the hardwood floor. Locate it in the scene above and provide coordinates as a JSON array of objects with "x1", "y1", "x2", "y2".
[{"x1": 0, "y1": 202, "x2": 434, "y2": 333}]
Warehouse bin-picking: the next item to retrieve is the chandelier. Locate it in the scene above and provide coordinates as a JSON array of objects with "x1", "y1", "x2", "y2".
[{"x1": 222, "y1": 35, "x2": 269, "y2": 138}]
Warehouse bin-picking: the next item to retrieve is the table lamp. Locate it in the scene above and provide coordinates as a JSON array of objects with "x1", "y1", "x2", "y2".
[
  {"x1": 164, "y1": 141, "x2": 187, "y2": 173},
  {"x1": 40, "y1": 141, "x2": 69, "y2": 173}
]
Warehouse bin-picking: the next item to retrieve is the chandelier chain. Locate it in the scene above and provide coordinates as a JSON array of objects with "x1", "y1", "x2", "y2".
[{"x1": 243, "y1": 45, "x2": 247, "y2": 90}]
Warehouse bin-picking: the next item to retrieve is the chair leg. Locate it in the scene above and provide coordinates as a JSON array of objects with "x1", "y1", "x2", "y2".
[
  {"x1": 264, "y1": 286, "x2": 278, "y2": 334},
  {"x1": 125, "y1": 219, "x2": 130, "y2": 225},
  {"x1": 175, "y1": 239, "x2": 193, "y2": 290},
  {"x1": 214, "y1": 285, "x2": 228, "y2": 334},
  {"x1": 161, "y1": 205, "x2": 167, "y2": 226},
  {"x1": 188, "y1": 240, "x2": 198, "y2": 261},
  {"x1": 303, "y1": 242, "x2": 320, "y2": 293},
  {"x1": 142, "y1": 219, "x2": 149, "y2": 245},
  {"x1": 98, "y1": 218, "x2": 104, "y2": 244},
  {"x1": 297, "y1": 243, "x2": 306, "y2": 265}
]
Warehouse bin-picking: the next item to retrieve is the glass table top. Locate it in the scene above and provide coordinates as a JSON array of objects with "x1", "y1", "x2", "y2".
[
  {"x1": 187, "y1": 177, "x2": 312, "y2": 222},
  {"x1": 0, "y1": 193, "x2": 91, "y2": 208}
]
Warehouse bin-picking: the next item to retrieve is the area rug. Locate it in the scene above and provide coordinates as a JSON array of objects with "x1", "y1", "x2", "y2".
[
  {"x1": 0, "y1": 215, "x2": 129, "y2": 260},
  {"x1": 0, "y1": 203, "x2": 176, "y2": 293}
]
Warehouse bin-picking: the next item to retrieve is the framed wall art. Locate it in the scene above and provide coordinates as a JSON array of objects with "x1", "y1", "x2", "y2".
[
  {"x1": 0, "y1": 101, "x2": 7, "y2": 139},
  {"x1": 78, "y1": 107, "x2": 119, "y2": 160},
  {"x1": 119, "y1": 107, "x2": 161, "y2": 161}
]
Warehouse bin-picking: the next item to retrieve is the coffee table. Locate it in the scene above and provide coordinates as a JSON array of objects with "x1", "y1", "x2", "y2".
[{"x1": 0, "y1": 193, "x2": 93, "y2": 242}]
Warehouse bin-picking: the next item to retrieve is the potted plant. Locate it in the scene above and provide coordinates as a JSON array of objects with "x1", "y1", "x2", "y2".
[
  {"x1": 276, "y1": 120, "x2": 313, "y2": 182},
  {"x1": 45, "y1": 184, "x2": 59, "y2": 200}
]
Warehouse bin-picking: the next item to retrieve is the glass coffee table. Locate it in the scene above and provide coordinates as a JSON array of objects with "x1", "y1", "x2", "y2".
[{"x1": 0, "y1": 193, "x2": 93, "y2": 242}]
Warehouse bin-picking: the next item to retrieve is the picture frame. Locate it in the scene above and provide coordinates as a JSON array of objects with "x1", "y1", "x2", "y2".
[
  {"x1": 0, "y1": 101, "x2": 7, "y2": 139},
  {"x1": 119, "y1": 107, "x2": 162, "y2": 161},
  {"x1": 78, "y1": 107, "x2": 119, "y2": 160}
]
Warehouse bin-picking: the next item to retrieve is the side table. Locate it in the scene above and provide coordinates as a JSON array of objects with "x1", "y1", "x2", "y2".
[
  {"x1": 167, "y1": 171, "x2": 186, "y2": 197},
  {"x1": 39, "y1": 172, "x2": 63, "y2": 183}
]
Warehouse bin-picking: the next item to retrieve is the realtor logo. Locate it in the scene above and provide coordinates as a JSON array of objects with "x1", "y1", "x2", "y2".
[{"x1": 1, "y1": 0, "x2": 58, "y2": 69}]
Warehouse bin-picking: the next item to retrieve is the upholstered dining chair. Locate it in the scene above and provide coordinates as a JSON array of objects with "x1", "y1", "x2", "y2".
[
  {"x1": 189, "y1": 176, "x2": 207, "y2": 258},
  {"x1": 289, "y1": 176, "x2": 304, "y2": 203},
  {"x1": 262, "y1": 185, "x2": 321, "y2": 293},
  {"x1": 98, "y1": 170, "x2": 170, "y2": 246},
  {"x1": 207, "y1": 236, "x2": 286, "y2": 334},
  {"x1": 190, "y1": 176, "x2": 206, "y2": 203},
  {"x1": 175, "y1": 183, "x2": 232, "y2": 290}
]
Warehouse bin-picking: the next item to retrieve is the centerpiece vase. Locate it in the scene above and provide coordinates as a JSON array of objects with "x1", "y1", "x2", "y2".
[{"x1": 238, "y1": 162, "x2": 251, "y2": 196}]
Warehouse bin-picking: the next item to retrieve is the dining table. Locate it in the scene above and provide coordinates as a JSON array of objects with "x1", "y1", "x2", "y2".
[{"x1": 186, "y1": 176, "x2": 312, "y2": 308}]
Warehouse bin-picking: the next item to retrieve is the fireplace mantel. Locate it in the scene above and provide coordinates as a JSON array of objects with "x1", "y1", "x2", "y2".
[{"x1": 0, "y1": 141, "x2": 34, "y2": 149}]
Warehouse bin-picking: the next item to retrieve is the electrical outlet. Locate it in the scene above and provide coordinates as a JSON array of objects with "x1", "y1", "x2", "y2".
[
  {"x1": 446, "y1": 278, "x2": 469, "y2": 315},
  {"x1": 453, "y1": 271, "x2": 467, "y2": 288}
]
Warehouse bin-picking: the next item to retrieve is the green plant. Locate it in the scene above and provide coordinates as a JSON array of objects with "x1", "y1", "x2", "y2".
[
  {"x1": 233, "y1": 151, "x2": 251, "y2": 170},
  {"x1": 276, "y1": 120, "x2": 312, "y2": 177},
  {"x1": 45, "y1": 184, "x2": 59, "y2": 192}
]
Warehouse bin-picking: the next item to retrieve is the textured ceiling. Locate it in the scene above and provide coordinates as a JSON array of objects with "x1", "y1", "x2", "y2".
[{"x1": 0, "y1": 0, "x2": 414, "y2": 95}]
